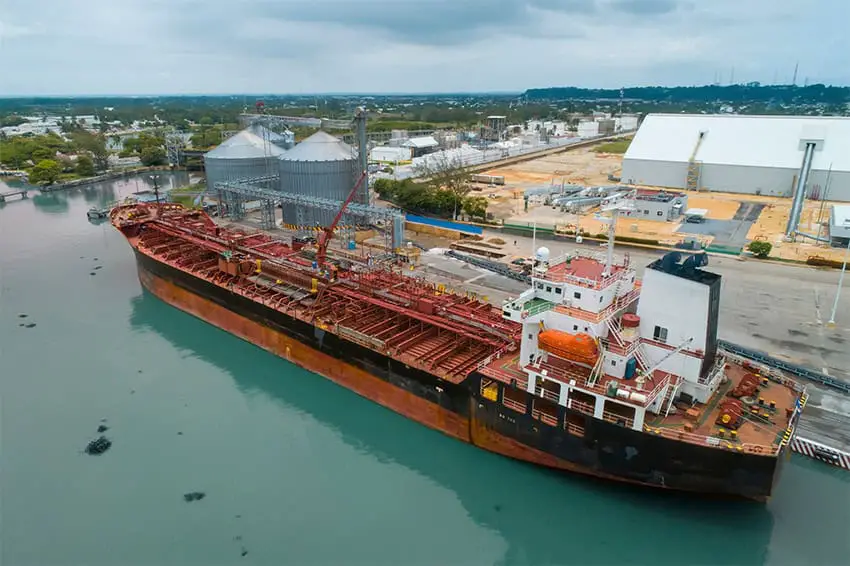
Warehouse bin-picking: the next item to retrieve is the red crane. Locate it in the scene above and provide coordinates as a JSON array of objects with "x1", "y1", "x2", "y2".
[{"x1": 315, "y1": 171, "x2": 368, "y2": 268}]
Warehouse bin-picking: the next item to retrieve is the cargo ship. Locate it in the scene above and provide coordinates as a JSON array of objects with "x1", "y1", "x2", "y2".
[{"x1": 111, "y1": 198, "x2": 806, "y2": 502}]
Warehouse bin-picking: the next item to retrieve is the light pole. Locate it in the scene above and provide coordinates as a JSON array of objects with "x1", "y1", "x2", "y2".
[{"x1": 827, "y1": 231, "x2": 850, "y2": 327}]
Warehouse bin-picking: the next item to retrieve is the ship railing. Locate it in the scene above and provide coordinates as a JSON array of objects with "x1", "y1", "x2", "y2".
[
  {"x1": 502, "y1": 396, "x2": 526, "y2": 414},
  {"x1": 338, "y1": 325, "x2": 386, "y2": 351},
  {"x1": 602, "y1": 410, "x2": 635, "y2": 429},
  {"x1": 567, "y1": 398, "x2": 595, "y2": 417},
  {"x1": 531, "y1": 406, "x2": 558, "y2": 427},
  {"x1": 644, "y1": 425, "x2": 779, "y2": 455},
  {"x1": 553, "y1": 286, "x2": 640, "y2": 323},
  {"x1": 534, "y1": 385, "x2": 560, "y2": 404},
  {"x1": 475, "y1": 343, "x2": 512, "y2": 371}
]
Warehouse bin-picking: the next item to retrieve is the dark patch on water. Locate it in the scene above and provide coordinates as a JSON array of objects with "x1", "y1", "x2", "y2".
[
  {"x1": 751, "y1": 333, "x2": 842, "y2": 358},
  {"x1": 241, "y1": 548, "x2": 248, "y2": 557},
  {"x1": 18, "y1": 313, "x2": 27, "y2": 318},
  {"x1": 22, "y1": 323, "x2": 36, "y2": 328},
  {"x1": 85, "y1": 436, "x2": 112, "y2": 455},
  {"x1": 183, "y1": 491, "x2": 206, "y2": 502},
  {"x1": 93, "y1": 266, "x2": 102, "y2": 270},
  {"x1": 97, "y1": 424, "x2": 109, "y2": 433},
  {"x1": 828, "y1": 336, "x2": 845, "y2": 344},
  {"x1": 177, "y1": 431, "x2": 183, "y2": 435},
  {"x1": 788, "y1": 329, "x2": 809, "y2": 337},
  {"x1": 90, "y1": 272, "x2": 96, "y2": 276}
]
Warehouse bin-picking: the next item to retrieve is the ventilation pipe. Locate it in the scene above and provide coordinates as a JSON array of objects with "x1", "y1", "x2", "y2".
[{"x1": 784, "y1": 142, "x2": 816, "y2": 238}]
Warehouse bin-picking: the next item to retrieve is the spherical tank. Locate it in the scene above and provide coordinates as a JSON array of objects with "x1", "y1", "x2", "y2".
[
  {"x1": 538, "y1": 330, "x2": 599, "y2": 366},
  {"x1": 203, "y1": 129, "x2": 285, "y2": 192},
  {"x1": 277, "y1": 131, "x2": 360, "y2": 226}
]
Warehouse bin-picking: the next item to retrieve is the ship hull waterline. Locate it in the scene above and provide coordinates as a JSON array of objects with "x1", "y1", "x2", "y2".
[{"x1": 133, "y1": 249, "x2": 782, "y2": 502}]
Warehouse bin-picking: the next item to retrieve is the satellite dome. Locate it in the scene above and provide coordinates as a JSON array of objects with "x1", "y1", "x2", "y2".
[{"x1": 535, "y1": 246, "x2": 551, "y2": 263}]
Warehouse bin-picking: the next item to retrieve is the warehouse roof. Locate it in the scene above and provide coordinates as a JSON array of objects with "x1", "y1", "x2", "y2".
[
  {"x1": 279, "y1": 131, "x2": 355, "y2": 162},
  {"x1": 402, "y1": 136, "x2": 439, "y2": 149},
  {"x1": 624, "y1": 114, "x2": 850, "y2": 172},
  {"x1": 204, "y1": 130, "x2": 285, "y2": 159}
]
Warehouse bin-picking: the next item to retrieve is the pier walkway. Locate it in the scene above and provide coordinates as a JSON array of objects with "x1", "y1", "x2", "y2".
[{"x1": 0, "y1": 189, "x2": 29, "y2": 202}]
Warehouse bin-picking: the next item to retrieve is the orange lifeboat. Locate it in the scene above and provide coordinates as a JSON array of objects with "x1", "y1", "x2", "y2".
[{"x1": 538, "y1": 330, "x2": 599, "y2": 366}]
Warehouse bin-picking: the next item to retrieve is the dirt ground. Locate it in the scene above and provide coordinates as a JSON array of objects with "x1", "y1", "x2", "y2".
[
  {"x1": 483, "y1": 145, "x2": 622, "y2": 187},
  {"x1": 476, "y1": 145, "x2": 846, "y2": 261}
]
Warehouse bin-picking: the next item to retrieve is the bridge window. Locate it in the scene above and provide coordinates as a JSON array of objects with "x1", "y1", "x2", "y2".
[
  {"x1": 653, "y1": 325, "x2": 668, "y2": 343},
  {"x1": 546, "y1": 286, "x2": 552, "y2": 292},
  {"x1": 555, "y1": 288, "x2": 562, "y2": 294},
  {"x1": 574, "y1": 291, "x2": 581, "y2": 299}
]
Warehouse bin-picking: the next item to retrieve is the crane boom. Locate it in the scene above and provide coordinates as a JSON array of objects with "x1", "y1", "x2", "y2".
[{"x1": 315, "y1": 171, "x2": 368, "y2": 267}]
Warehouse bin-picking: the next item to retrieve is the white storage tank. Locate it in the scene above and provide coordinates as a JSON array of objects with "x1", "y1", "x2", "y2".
[{"x1": 204, "y1": 129, "x2": 285, "y2": 191}]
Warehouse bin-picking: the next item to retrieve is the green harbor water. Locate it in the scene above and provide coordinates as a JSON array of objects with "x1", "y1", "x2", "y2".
[{"x1": 1, "y1": 175, "x2": 849, "y2": 566}]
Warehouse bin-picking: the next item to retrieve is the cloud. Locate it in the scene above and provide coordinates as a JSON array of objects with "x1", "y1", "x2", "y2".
[
  {"x1": 0, "y1": 0, "x2": 846, "y2": 95},
  {"x1": 609, "y1": 0, "x2": 681, "y2": 15}
]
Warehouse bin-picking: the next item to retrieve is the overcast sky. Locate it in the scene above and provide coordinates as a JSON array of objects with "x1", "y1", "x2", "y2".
[{"x1": 1, "y1": 0, "x2": 846, "y2": 95}]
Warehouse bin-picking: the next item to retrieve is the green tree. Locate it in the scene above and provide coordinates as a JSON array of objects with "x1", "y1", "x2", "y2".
[
  {"x1": 462, "y1": 196, "x2": 488, "y2": 220},
  {"x1": 29, "y1": 159, "x2": 62, "y2": 185},
  {"x1": 75, "y1": 154, "x2": 95, "y2": 176},
  {"x1": 412, "y1": 153, "x2": 472, "y2": 220},
  {"x1": 72, "y1": 132, "x2": 110, "y2": 171},
  {"x1": 140, "y1": 145, "x2": 166, "y2": 166},
  {"x1": 747, "y1": 241, "x2": 772, "y2": 259}
]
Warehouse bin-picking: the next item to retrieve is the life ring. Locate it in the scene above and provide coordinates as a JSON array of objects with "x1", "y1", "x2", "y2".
[{"x1": 721, "y1": 413, "x2": 731, "y2": 424}]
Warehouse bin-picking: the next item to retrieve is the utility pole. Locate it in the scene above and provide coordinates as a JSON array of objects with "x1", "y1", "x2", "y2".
[
  {"x1": 792, "y1": 62, "x2": 799, "y2": 86},
  {"x1": 827, "y1": 235, "x2": 850, "y2": 327}
]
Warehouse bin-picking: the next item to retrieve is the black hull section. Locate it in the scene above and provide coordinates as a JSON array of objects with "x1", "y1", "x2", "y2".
[{"x1": 469, "y1": 373, "x2": 785, "y2": 500}]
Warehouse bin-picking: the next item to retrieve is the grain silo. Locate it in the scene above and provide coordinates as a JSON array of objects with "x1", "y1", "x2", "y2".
[
  {"x1": 278, "y1": 131, "x2": 363, "y2": 226},
  {"x1": 247, "y1": 123, "x2": 295, "y2": 150},
  {"x1": 204, "y1": 129, "x2": 284, "y2": 191}
]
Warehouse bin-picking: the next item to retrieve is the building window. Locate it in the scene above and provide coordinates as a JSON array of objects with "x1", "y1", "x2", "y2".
[
  {"x1": 643, "y1": 209, "x2": 649, "y2": 215},
  {"x1": 555, "y1": 288, "x2": 562, "y2": 294},
  {"x1": 574, "y1": 291, "x2": 581, "y2": 299},
  {"x1": 536, "y1": 283, "x2": 543, "y2": 289},
  {"x1": 599, "y1": 295, "x2": 604, "y2": 302},
  {"x1": 657, "y1": 211, "x2": 663, "y2": 216},
  {"x1": 546, "y1": 286, "x2": 552, "y2": 292},
  {"x1": 528, "y1": 334, "x2": 533, "y2": 340},
  {"x1": 573, "y1": 325, "x2": 578, "y2": 331},
  {"x1": 611, "y1": 360, "x2": 616, "y2": 366},
  {"x1": 503, "y1": 311, "x2": 510, "y2": 317},
  {"x1": 653, "y1": 325, "x2": 668, "y2": 343}
]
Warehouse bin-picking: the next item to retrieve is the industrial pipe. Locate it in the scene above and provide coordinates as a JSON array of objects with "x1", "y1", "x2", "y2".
[{"x1": 785, "y1": 142, "x2": 816, "y2": 238}]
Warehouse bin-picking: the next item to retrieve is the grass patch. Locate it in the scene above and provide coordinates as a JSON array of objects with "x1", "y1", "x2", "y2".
[{"x1": 593, "y1": 139, "x2": 632, "y2": 154}]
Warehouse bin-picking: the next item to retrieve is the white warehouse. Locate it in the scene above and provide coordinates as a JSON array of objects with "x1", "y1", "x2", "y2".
[{"x1": 621, "y1": 114, "x2": 850, "y2": 201}]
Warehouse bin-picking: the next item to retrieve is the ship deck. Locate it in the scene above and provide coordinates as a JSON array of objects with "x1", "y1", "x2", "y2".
[
  {"x1": 480, "y1": 351, "x2": 801, "y2": 456},
  {"x1": 111, "y1": 204, "x2": 519, "y2": 384}
]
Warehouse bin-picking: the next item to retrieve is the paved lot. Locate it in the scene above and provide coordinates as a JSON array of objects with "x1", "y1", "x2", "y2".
[{"x1": 676, "y1": 202, "x2": 766, "y2": 248}]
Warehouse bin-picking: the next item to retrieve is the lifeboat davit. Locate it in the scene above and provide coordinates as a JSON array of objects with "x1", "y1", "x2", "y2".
[{"x1": 538, "y1": 330, "x2": 599, "y2": 366}]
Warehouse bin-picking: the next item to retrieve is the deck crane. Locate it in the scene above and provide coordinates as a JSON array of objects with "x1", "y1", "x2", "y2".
[{"x1": 315, "y1": 170, "x2": 368, "y2": 269}]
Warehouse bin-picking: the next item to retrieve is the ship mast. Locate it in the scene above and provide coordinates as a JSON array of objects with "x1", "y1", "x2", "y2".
[{"x1": 595, "y1": 189, "x2": 635, "y2": 276}]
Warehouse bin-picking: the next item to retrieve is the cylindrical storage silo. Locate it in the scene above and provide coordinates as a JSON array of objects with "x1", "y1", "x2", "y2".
[
  {"x1": 203, "y1": 129, "x2": 285, "y2": 193},
  {"x1": 277, "y1": 131, "x2": 363, "y2": 227}
]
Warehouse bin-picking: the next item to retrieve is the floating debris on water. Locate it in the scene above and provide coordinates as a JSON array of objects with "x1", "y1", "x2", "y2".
[
  {"x1": 93, "y1": 266, "x2": 103, "y2": 270},
  {"x1": 241, "y1": 548, "x2": 248, "y2": 557},
  {"x1": 85, "y1": 436, "x2": 112, "y2": 455},
  {"x1": 22, "y1": 323, "x2": 36, "y2": 329},
  {"x1": 90, "y1": 272, "x2": 97, "y2": 276},
  {"x1": 177, "y1": 431, "x2": 183, "y2": 435},
  {"x1": 97, "y1": 424, "x2": 109, "y2": 433},
  {"x1": 93, "y1": 257, "x2": 99, "y2": 261},
  {"x1": 183, "y1": 491, "x2": 206, "y2": 502},
  {"x1": 18, "y1": 313, "x2": 28, "y2": 318}
]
